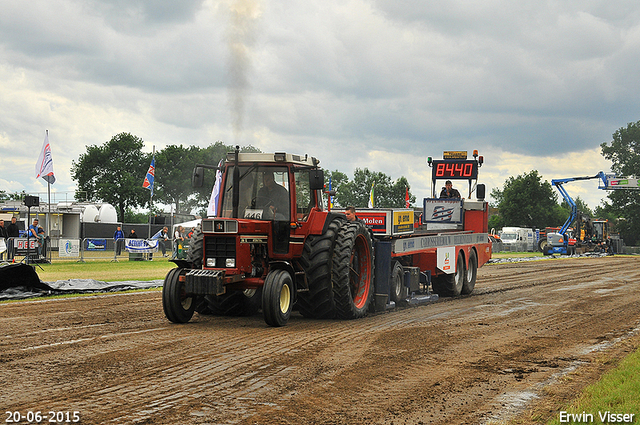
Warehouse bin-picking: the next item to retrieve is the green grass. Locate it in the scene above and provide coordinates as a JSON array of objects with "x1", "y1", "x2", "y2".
[
  {"x1": 29, "y1": 259, "x2": 176, "y2": 282},
  {"x1": 546, "y1": 347, "x2": 640, "y2": 424}
]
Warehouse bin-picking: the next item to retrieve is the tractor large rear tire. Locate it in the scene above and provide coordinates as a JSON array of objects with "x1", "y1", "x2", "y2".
[
  {"x1": 163, "y1": 268, "x2": 195, "y2": 323},
  {"x1": 431, "y1": 250, "x2": 465, "y2": 297},
  {"x1": 187, "y1": 224, "x2": 203, "y2": 268},
  {"x1": 332, "y1": 221, "x2": 374, "y2": 319},
  {"x1": 297, "y1": 219, "x2": 342, "y2": 319}
]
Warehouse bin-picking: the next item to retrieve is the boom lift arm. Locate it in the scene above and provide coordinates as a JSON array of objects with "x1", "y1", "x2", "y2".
[{"x1": 552, "y1": 171, "x2": 640, "y2": 247}]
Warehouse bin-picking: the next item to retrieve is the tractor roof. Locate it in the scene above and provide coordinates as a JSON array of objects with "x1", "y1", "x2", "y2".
[{"x1": 225, "y1": 152, "x2": 318, "y2": 167}]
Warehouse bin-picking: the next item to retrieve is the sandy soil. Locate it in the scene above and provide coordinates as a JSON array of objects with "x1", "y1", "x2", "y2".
[{"x1": 1, "y1": 256, "x2": 639, "y2": 425}]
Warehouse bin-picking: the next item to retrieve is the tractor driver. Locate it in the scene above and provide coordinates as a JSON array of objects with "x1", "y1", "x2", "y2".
[{"x1": 257, "y1": 171, "x2": 290, "y2": 220}]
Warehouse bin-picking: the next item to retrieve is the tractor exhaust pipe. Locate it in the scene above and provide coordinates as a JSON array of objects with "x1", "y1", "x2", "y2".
[{"x1": 232, "y1": 145, "x2": 240, "y2": 218}]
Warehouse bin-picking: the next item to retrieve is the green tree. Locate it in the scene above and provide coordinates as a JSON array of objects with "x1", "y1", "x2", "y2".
[
  {"x1": 154, "y1": 144, "x2": 206, "y2": 215},
  {"x1": 491, "y1": 170, "x2": 566, "y2": 229},
  {"x1": 71, "y1": 133, "x2": 149, "y2": 222},
  {"x1": 599, "y1": 120, "x2": 640, "y2": 245},
  {"x1": 333, "y1": 168, "x2": 415, "y2": 208}
]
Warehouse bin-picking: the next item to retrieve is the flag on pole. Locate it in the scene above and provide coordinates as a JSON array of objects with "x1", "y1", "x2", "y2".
[
  {"x1": 36, "y1": 131, "x2": 56, "y2": 184},
  {"x1": 207, "y1": 160, "x2": 224, "y2": 217},
  {"x1": 328, "y1": 177, "x2": 334, "y2": 210},
  {"x1": 405, "y1": 187, "x2": 410, "y2": 208},
  {"x1": 143, "y1": 155, "x2": 155, "y2": 196},
  {"x1": 367, "y1": 181, "x2": 375, "y2": 208}
]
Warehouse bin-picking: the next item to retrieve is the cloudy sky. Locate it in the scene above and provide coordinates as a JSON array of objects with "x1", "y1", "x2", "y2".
[{"x1": 2, "y1": 0, "x2": 639, "y2": 210}]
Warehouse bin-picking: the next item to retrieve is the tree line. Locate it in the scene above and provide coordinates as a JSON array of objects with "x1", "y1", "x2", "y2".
[
  {"x1": 69, "y1": 133, "x2": 416, "y2": 223},
  {"x1": 67, "y1": 120, "x2": 640, "y2": 246}
]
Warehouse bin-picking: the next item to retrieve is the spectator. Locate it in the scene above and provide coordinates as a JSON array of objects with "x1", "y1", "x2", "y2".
[
  {"x1": 128, "y1": 229, "x2": 138, "y2": 238},
  {"x1": 29, "y1": 218, "x2": 44, "y2": 257},
  {"x1": 6, "y1": 217, "x2": 19, "y2": 260},
  {"x1": 114, "y1": 226, "x2": 125, "y2": 256},
  {"x1": 173, "y1": 226, "x2": 185, "y2": 259},
  {"x1": 0, "y1": 219, "x2": 7, "y2": 261},
  {"x1": 151, "y1": 226, "x2": 169, "y2": 257}
]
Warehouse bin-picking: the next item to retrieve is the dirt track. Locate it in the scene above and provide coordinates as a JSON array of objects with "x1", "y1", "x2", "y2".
[{"x1": 2, "y1": 256, "x2": 640, "y2": 425}]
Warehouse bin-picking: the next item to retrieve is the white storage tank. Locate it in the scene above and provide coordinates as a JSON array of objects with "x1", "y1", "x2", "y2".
[
  {"x1": 82, "y1": 205, "x2": 99, "y2": 223},
  {"x1": 98, "y1": 204, "x2": 118, "y2": 223}
]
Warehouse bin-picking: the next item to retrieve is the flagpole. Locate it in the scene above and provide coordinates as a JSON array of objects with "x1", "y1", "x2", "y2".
[
  {"x1": 148, "y1": 145, "x2": 155, "y2": 239},
  {"x1": 46, "y1": 130, "x2": 52, "y2": 261}
]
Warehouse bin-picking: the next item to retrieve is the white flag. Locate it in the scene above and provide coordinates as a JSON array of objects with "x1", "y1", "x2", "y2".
[
  {"x1": 207, "y1": 160, "x2": 224, "y2": 217},
  {"x1": 36, "y1": 131, "x2": 56, "y2": 184},
  {"x1": 367, "y1": 181, "x2": 375, "y2": 208}
]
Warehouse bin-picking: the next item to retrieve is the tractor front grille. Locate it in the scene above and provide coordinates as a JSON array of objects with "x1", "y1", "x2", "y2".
[{"x1": 204, "y1": 236, "x2": 236, "y2": 268}]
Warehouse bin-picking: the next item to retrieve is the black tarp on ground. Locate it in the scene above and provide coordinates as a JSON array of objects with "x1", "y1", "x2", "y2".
[{"x1": 0, "y1": 263, "x2": 163, "y2": 300}]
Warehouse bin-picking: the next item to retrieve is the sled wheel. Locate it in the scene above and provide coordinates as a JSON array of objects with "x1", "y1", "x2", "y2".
[
  {"x1": 263, "y1": 269, "x2": 293, "y2": 327},
  {"x1": 432, "y1": 250, "x2": 465, "y2": 297},
  {"x1": 162, "y1": 268, "x2": 195, "y2": 323},
  {"x1": 461, "y1": 249, "x2": 477, "y2": 295},
  {"x1": 390, "y1": 261, "x2": 408, "y2": 304}
]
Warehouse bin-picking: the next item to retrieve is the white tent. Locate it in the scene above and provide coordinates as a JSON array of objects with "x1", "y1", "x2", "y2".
[{"x1": 172, "y1": 219, "x2": 201, "y2": 237}]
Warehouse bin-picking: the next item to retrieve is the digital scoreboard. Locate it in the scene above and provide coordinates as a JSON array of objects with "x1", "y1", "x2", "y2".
[{"x1": 431, "y1": 159, "x2": 478, "y2": 180}]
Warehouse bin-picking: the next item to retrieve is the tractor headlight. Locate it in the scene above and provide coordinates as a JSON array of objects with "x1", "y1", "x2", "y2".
[
  {"x1": 206, "y1": 258, "x2": 217, "y2": 267},
  {"x1": 225, "y1": 258, "x2": 236, "y2": 268}
]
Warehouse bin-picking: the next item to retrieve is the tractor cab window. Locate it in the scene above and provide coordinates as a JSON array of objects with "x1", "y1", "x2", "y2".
[
  {"x1": 295, "y1": 169, "x2": 312, "y2": 221},
  {"x1": 221, "y1": 166, "x2": 290, "y2": 221}
]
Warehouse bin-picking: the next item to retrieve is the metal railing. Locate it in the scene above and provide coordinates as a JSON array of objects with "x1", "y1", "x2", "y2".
[{"x1": 1, "y1": 237, "x2": 189, "y2": 263}]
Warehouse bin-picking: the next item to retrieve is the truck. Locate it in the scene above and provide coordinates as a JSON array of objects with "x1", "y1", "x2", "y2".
[
  {"x1": 162, "y1": 148, "x2": 492, "y2": 327},
  {"x1": 497, "y1": 227, "x2": 537, "y2": 252}
]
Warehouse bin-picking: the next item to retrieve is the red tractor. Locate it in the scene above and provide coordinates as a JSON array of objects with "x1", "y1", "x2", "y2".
[
  {"x1": 163, "y1": 148, "x2": 374, "y2": 326},
  {"x1": 163, "y1": 148, "x2": 491, "y2": 327}
]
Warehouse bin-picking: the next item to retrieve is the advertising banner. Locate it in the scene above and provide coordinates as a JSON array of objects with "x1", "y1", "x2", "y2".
[
  {"x1": 14, "y1": 239, "x2": 38, "y2": 255},
  {"x1": 392, "y1": 210, "x2": 413, "y2": 234},
  {"x1": 125, "y1": 239, "x2": 159, "y2": 253},
  {"x1": 59, "y1": 239, "x2": 80, "y2": 257},
  {"x1": 85, "y1": 239, "x2": 107, "y2": 251},
  {"x1": 423, "y1": 199, "x2": 463, "y2": 223}
]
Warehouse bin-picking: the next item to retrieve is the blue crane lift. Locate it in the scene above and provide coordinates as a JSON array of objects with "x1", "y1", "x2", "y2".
[{"x1": 546, "y1": 172, "x2": 639, "y2": 255}]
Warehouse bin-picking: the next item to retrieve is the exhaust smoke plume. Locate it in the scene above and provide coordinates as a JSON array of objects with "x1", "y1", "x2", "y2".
[{"x1": 226, "y1": 0, "x2": 261, "y2": 144}]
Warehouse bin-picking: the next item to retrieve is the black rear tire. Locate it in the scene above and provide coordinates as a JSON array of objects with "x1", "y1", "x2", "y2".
[
  {"x1": 187, "y1": 224, "x2": 203, "y2": 268},
  {"x1": 263, "y1": 269, "x2": 293, "y2": 327},
  {"x1": 163, "y1": 268, "x2": 195, "y2": 323},
  {"x1": 297, "y1": 219, "x2": 342, "y2": 319},
  {"x1": 390, "y1": 261, "x2": 408, "y2": 304},
  {"x1": 461, "y1": 249, "x2": 477, "y2": 295},
  {"x1": 332, "y1": 220, "x2": 374, "y2": 319}
]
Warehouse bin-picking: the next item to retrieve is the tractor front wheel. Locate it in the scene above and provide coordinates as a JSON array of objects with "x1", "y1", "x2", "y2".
[
  {"x1": 162, "y1": 268, "x2": 195, "y2": 323},
  {"x1": 263, "y1": 269, "x2": 293, "y2": 327}
]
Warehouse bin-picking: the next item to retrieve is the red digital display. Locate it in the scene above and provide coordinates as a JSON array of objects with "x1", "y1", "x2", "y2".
[{"x1": 432, "y1": 160, "x2": 478, "y2": 180}]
